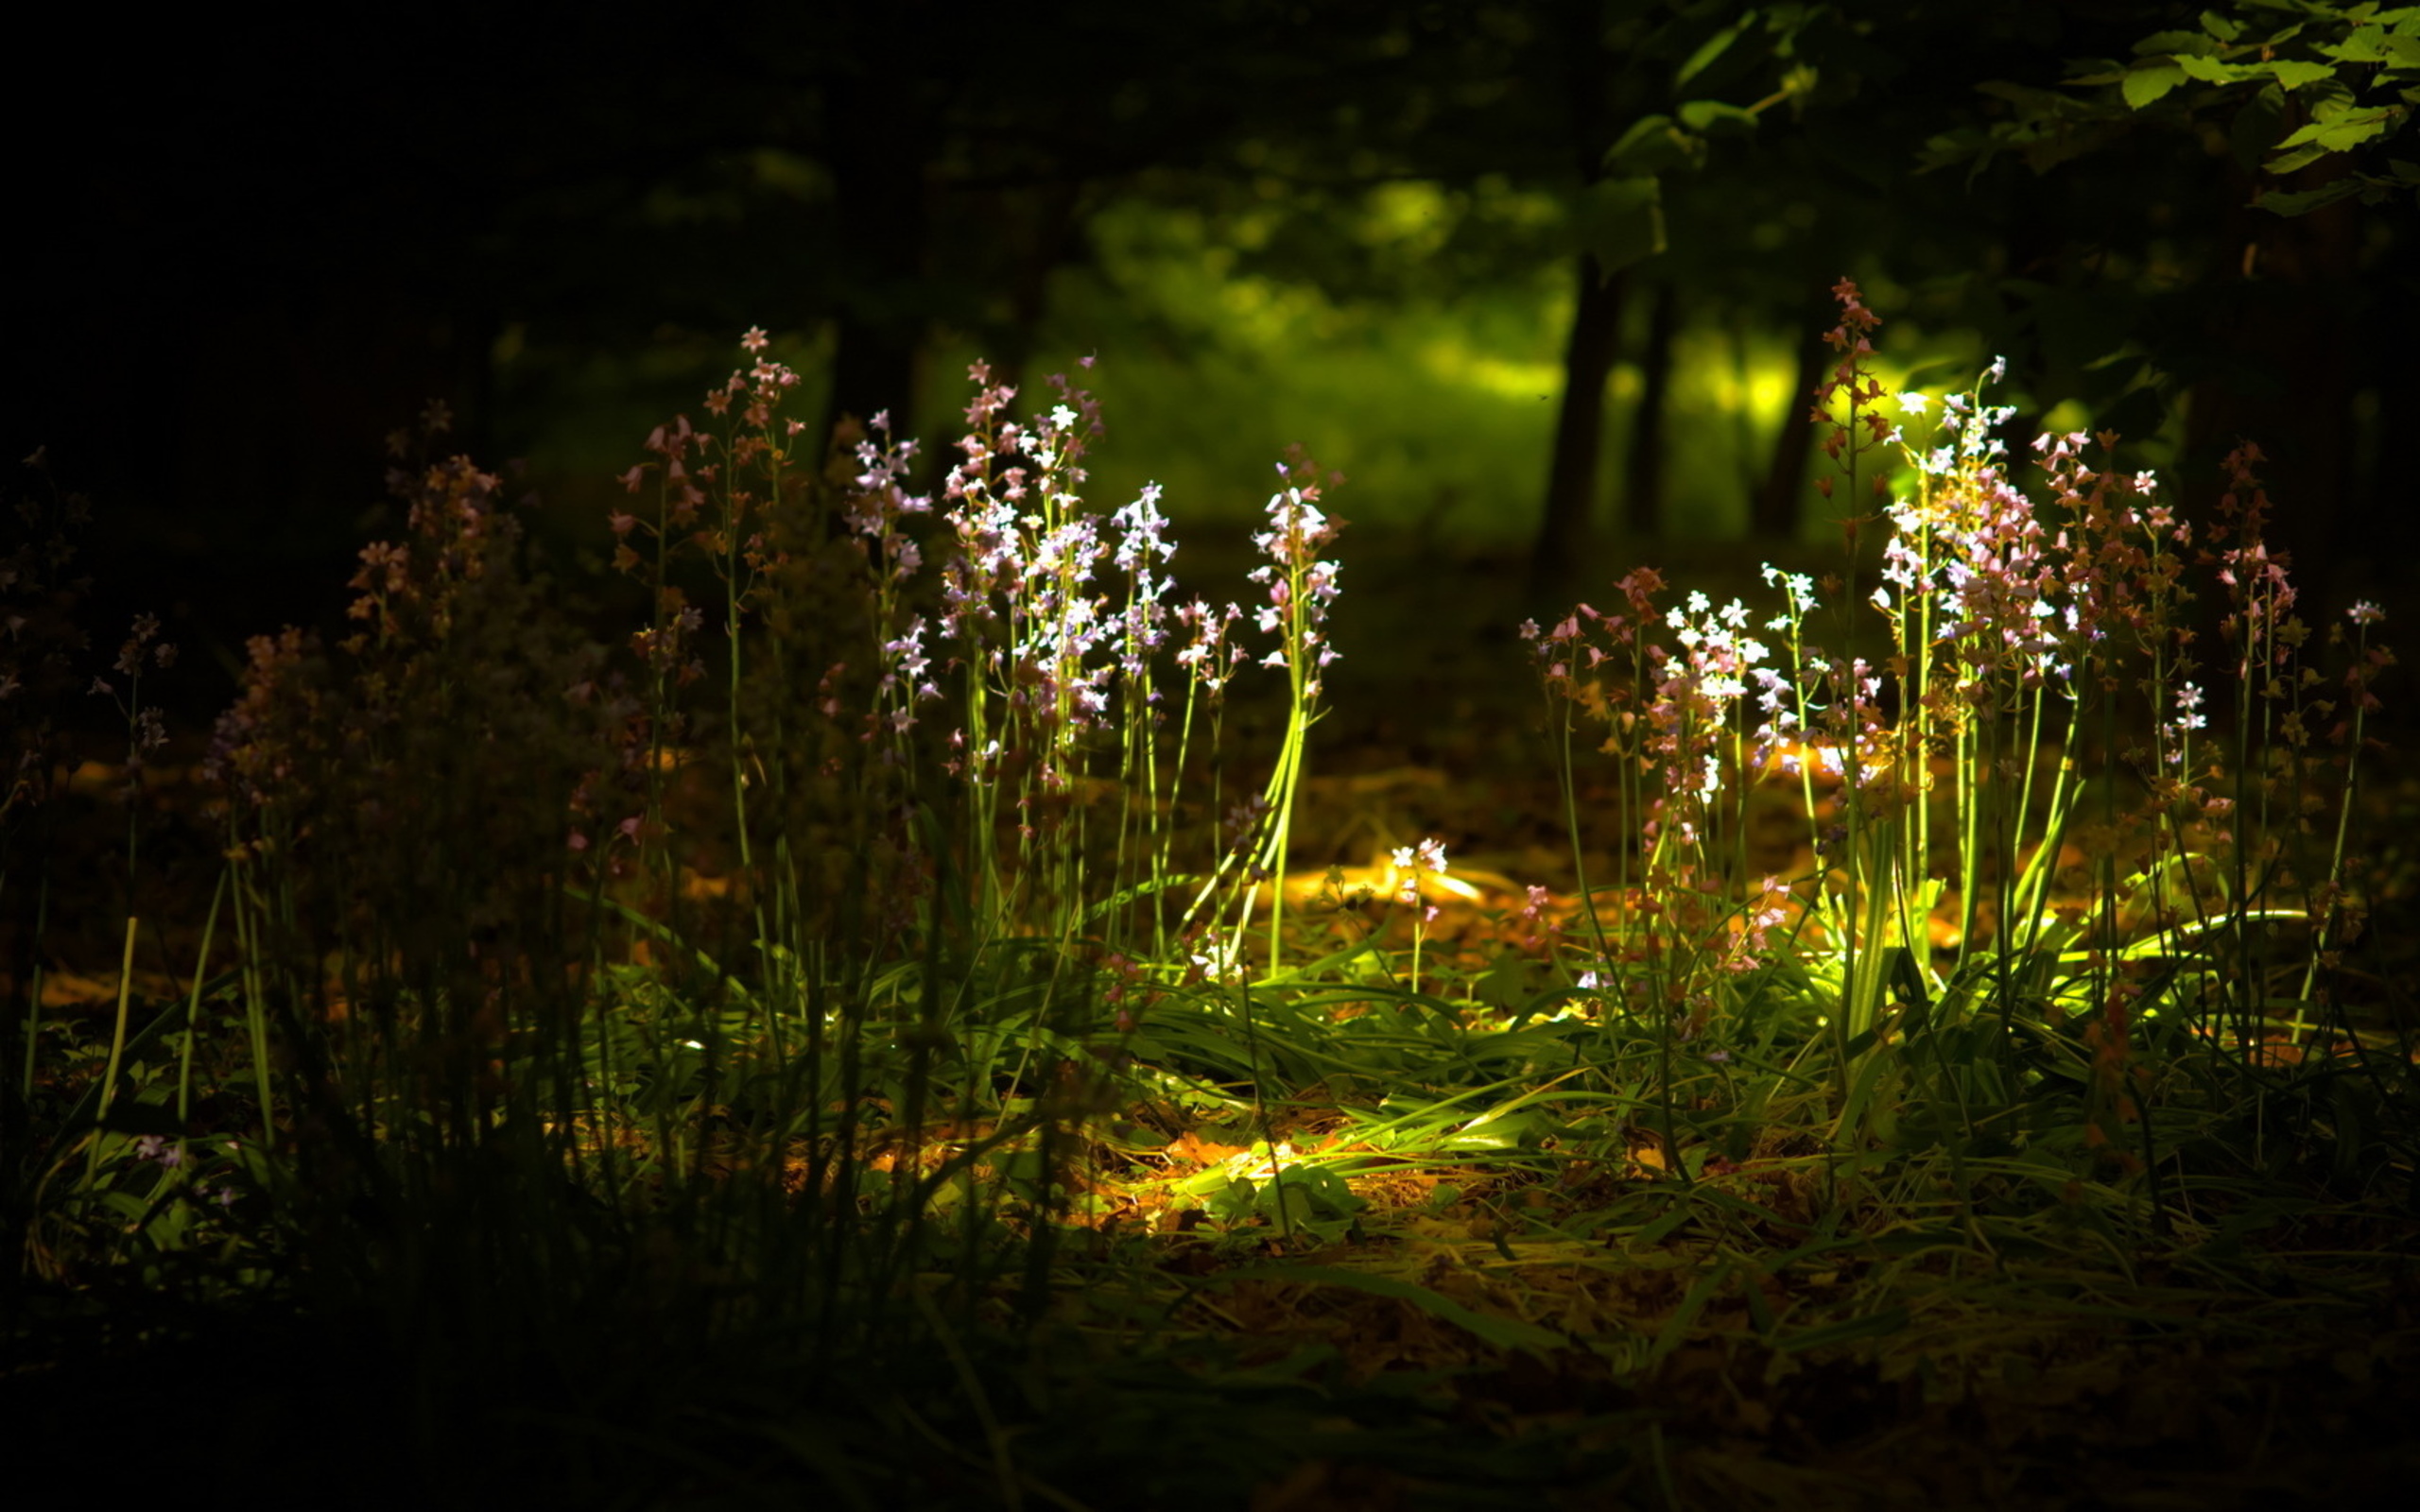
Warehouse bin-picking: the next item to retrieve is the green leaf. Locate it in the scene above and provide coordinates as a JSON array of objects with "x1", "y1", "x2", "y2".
[
  {"x1": 1673, "y1": 18, "x2": 1750, "y2": 88},
  {"x1": 2259, "y1": 177, "x2": 2372, "y2": 214},
  {"x1": 1178, "y1": 1163, "x2": 1246, "y2": 1197},
  {"x1": 2178, "y1": 53, "x2": 2255, "y2": 84},
  {"x1": 1648, "y1": 1265, "x2": 1729, "y2": 1365},
  {"x1": 1778, "y1": 1306, "x2": 1912, "y2": 1353},
  {"x1": 1634, "y1": 1200, "x2": 1696, "y2": 1246},
  {"x1": 1575, "y1": 175, "x2": 1667, "y2": 274},
  {"x1": 2266, "y1": 142, "x2": 2334, "y2": 174},
  {"x1": 1604, "y1": 116, "x2": 1701, "y2": 177},
  {"x1": 1203, "y1": 1176, "x2": 1257, "y2": 1220},
  {"x1": 2325, "y1": 28, "x2": 2420, "y2": 65},
  {"x1": 2124, "y1": 60, "x2": 2188, "y2": 109},
  {"x1": 2306, "y1": 77, "x2": 2359, "y2": 116},
  {"x1": 99, "y1": 1190, "x2": 151, "y2": 1222},
  {"x1": 1678, "y1": 98, "x2": 1761, "y2": 137},
  {"x1": 2135, "y1": 29, "x2": 2218, "y2": 58},
  {"x1": 1217, "y1": 1263, "x2": 1568, "y2": 1355},
  {"x1": 2270, "y1": 59, "x2": 2339, "y2": 90},
  {"x1": 1443, "y1": 1107, "x2": 1554, "y2": 1150},
  {"x1": 2201, "y1": 9, "x2": 2243, "y2": 43},
  {"x1": 2226, "y1": 85, "x2": 2284, "y2": 167},
  {"x1": 1259, "y1": 1162, "x2": 1363, "y2": 1219},
  {"x1": 2276, "y1": 110, "x2": 2395, "y2": 152}
]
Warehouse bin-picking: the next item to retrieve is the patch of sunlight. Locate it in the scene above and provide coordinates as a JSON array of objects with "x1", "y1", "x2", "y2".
[
  {"x1": 1470, "y1": 173, "x2": 1564, "y2": 231},
  {"x1": 1359, "y1": 180, "x2": 1455, "y2": 256},
  {"x1": 2041, "y1": 398, "x2": 2094, "y2": 438},
  {"x1": 1422, "y1": 336, "x2": 1562, "y2": 403},
  {"x1": 1693, "y1": 337, "x2": 1797, "y2": 419},
  {"x1": 1219, "y1": 275, "x2": 1336, "y2": 346}
]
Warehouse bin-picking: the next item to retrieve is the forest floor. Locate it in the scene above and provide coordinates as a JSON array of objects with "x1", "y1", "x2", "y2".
[{"x1": 9, "y1": 529, "x2": 2420, "y2": 1511}]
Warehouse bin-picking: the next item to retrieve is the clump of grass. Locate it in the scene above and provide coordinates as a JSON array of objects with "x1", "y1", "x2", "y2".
[{"x1": 1525, "y1": 277, "x2": 2407, "y2": 1227}]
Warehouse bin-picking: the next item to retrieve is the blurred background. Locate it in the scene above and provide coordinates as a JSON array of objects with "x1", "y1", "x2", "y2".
[{"x1": 7, "y1": 0, "x2": 2413, "y2": 726}]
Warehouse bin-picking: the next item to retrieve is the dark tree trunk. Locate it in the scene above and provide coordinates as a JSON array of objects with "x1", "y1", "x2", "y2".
[
  {"x1": 1752, "y1": 306, "x2": 1830, "y2": 541},
  {"x1": 1527, "y1": 0, "x2": 1618, "y2": 603},
  {"x1": 2178, "y1": 186, "x2": 2359, "y2": 617},
  {"x1": 991, "y1": 179, "x2": 1086, "y2": 407},
  {"x1": 2362, "y1": 365, "x2": 2418, "y2": 617},
  {"x1": 821, "y1": 175, "x2": 929, "y2": 454},
  {"x1": 818, "y1": 65, "x2": 935, "y2": 457},
  {"x1": 1620, "y1": 280, "x2": 1681, "y2": 540},
  {"x1": 1530, "y1": 258, "x2": 1627, "y2": 600}
]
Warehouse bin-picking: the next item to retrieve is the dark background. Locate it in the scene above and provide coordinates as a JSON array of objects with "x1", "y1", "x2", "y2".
[{"x1": 9, "y1": 0, "x2": 2414, "y2": 727}]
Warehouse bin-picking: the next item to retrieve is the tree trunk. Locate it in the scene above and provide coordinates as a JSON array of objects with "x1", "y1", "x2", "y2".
[
  {"x1": 991, "y1": 179, "x2": 1086, "y2": 408},
  {"x1": 1529, "y1": 258, "x2": 1627, "y2": 600},
  {"x1": 820, "y1": 186, "x2": 928, "y2": 454},
  {"x1": 1752, "y1": 305, "x2": 1829, "y2": 541},
  {"x1": 1620, "y1": 279, "x2": 1680, "y2": 540},
  {"x1": 1527, "y1": 0, "x2": 1618, "y2": 604},
  {"x1": 818, "y1": 70, "x2": 935, "y2": 458},
  {"x1": 2179, "y1": 187, "x2": 2358, "y2": 616}
]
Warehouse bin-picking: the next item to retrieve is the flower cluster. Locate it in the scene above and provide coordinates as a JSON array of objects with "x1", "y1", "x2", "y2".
[
  {"x1": 931, "y1": 365, "x2": 1149, "y2": 791},
  {"x1": 1645, "y1": 592, "x2": 1768, "y2": 844},
  {"x1": 1174, "y1": 597, "x2": 1249, "y2": 698},
  {"x1": 91, "y1": 611, "x2": 177, "y2": 789},
  {"x1": 847, "y1": 412, "x2": 937, "y2": 740},
  {"x1": 206, "y1": 627, "x2": 321, "y2": 819},
  {"x1": 1110, "y1": 484, "x2": 1176, "y2": 667},
  {"x1": 1877, "y1": 381, "x2": 2063, "y2": 702},
  {"x1": 1248, "y1": 450, "x2": 1344, "y2": 704},
  {"x1": 1514, "y1": 883, "x2": 1562, "y2": 954},
  {"x1": 1811, "y1": 275, "x2": 1895, "y2": 516},
  {"x1": 1391, "y1": 836, "x2": 1447, "y2": 914},
  {"x1": 346, "y1": 455, "x2": 515, "y2": 659},
  {"x1": 1521, "y1": 566, "x2": 1664, "y2": 700}
]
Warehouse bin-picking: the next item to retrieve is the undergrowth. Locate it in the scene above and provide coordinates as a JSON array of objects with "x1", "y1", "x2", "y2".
[{"x1": 1, "y1": 288, "x2": 2413, "y2": 1511}]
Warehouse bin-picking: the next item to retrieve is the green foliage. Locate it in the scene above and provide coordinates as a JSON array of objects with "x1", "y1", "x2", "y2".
[{"x1": 1928, "y1": 0, "x2": 2420, "y2": 215}]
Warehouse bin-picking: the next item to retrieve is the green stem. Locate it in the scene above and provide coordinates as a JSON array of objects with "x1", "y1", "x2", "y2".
[
  {"x1": 175, "y1": 872, "x2": 231, "y2": 1142},
  {"x1": 80, "y1": 916, "x2": 141, "y2": 1192}
]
